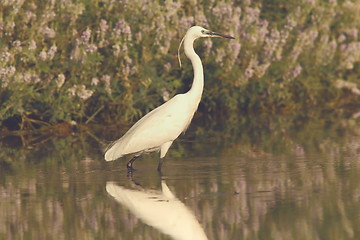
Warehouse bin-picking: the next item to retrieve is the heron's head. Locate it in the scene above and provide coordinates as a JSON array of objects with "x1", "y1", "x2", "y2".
[
  {"x1": 186, "y1": 26, "x2": 235, "y2": 40},
  {"x1": 178, "y1": 26, "x2": 234, "y2": 67}
]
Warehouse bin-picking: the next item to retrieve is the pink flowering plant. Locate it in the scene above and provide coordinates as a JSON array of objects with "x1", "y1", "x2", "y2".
[{"x1": 1, "y1": 0, "x2": 359, "y2": 129}]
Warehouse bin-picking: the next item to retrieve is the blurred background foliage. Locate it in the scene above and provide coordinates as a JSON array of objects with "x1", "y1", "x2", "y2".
[{"x1": 1, "y1": 0, "x2": 360, "y2": 130}]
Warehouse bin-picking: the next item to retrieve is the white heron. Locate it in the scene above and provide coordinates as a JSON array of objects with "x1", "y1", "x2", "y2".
[
  {"x1": 106, "y1": 181, "x2": 208, "y2": 240},
  {"x1": 104, "y1": 26, "x2": 234, "y2": 170}
]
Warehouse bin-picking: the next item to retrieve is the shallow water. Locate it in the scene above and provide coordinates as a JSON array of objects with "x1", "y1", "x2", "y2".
[{"x1": 1, "y1": 113, "x2": 360, "y2": 240}]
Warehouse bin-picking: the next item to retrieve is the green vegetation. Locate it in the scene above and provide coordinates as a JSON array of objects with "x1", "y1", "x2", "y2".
[{"x1": 1, "y1": 0, "x2": 360, "y2": 129}]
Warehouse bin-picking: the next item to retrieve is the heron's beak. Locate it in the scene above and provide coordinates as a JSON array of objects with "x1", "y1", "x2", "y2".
[{"x1": 207, "y1": 31, "x2": 235, "y2": 39}]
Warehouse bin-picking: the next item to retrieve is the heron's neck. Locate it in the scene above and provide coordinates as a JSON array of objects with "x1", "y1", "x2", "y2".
[{"x1": 184, "y1": 37, "x2": 204, "y2": 104}]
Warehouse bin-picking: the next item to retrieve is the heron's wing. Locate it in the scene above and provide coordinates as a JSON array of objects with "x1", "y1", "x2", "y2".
[
  {"x1": 124, "y1": 94, "x2": 191, "y2": 151},
  {"x1": 105, "y1": 94, "x2": 194, "y2": 160}
]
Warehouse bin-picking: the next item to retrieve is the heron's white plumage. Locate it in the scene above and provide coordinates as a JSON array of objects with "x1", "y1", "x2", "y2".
[
  {"x1": 104, "y1": 26, "x2": 234, "y2": 168},
  {"x1": 105, "y1": 93, "x2": 196, "y2": 161},
  {"x1": 106, "y1": 181, "x2": 208, "y2": 240}
]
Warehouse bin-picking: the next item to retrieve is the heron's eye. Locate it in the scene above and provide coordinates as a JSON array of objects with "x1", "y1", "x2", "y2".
[{"x1": 201, "y1": 30, "x2": 205, "y2": 34}]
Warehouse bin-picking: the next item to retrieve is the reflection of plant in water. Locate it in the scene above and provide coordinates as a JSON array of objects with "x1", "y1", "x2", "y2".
[
  {"x1": 1, "y1": 114, "x2": 360, "y2": 239},
  {"x1": 186, "y1": 111, "x2": 359, "y2": 159},
  {"x1": 1, "y1": 1, "x2": 360, "y2": 129}
]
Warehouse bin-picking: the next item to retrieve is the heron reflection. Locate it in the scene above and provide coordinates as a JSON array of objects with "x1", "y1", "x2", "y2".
[{"x1": 106, "y1": 181, "x2": 208, "y2": 240}]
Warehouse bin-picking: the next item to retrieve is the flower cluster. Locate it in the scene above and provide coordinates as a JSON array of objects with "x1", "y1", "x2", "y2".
[
  {"x1": 1, "y1": 0, "x2": 360, "y2": 128},
  {"x1": 67, "y1": 84, "x2": 93, "y2": 100}
]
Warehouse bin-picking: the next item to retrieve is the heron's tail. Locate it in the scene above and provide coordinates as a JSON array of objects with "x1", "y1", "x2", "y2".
[{"x1": 104, "y1": 140, "x2": 124, "y2": 161}]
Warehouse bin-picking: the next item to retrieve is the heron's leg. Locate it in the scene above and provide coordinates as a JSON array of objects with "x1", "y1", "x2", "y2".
[
  {"x1": 127, "y1": 155, "x2": 139, "y2": 170},
  {"x1": 157, "y1": 157, "x2": 164, "y2": 172},
  {"x1": 157, "y1": 141, "x2": 172, "y2": 172}
]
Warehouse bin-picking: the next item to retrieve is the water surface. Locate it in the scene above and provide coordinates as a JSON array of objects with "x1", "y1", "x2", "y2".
[{"x1": 1, "y1": 113, "x2": 360, "y2": 240}]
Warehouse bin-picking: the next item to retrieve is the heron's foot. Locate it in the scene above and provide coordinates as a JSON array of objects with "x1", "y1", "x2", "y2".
[
  {"x1": 126, "y1": 155, "x2": 139, "y2": 171},
  {"x1": 157, "y1": 158, "x2": 164, "y2": 174},
  {"x1": 126, "y1": 162, "x2": 137, "y2": 173},
  {"x1": 126, "y1": 167, "x2": 136, "y2": 181},
  {"x1": 126, "y1": 163, "x2": 136, "y2": 172}
]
